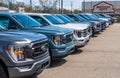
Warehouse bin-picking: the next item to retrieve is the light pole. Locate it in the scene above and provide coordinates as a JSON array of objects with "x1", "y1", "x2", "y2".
[
  {"x1": 59, "y1": 0, "x2": 61, "y2": 13},
  {"x1": 91, "y1": 0, "x2": 93, "y2": 13},
  {"x1": 61, "y1": 0, "x2": 63, "y2": 14},
  {"x1": 83, "y1": 0, "x2": 86, "y2": 13},
  {"x1": 71, "y1": 1, "x2": 73, "y2": 14}
]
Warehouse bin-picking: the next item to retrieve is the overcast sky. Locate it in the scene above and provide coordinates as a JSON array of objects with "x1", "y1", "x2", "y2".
[{"x1": 15, "y1": 0, "x2": 119, "y2": 10}]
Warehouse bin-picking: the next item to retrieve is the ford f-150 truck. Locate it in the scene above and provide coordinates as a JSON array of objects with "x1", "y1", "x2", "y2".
[
  {"x1": 79, "y1": 13, "x2": 106, "y2": 31},
  {"x1": 66, "y1": 14, "x2": 102, "y2": 34},
  {"x1": 0, "y1": 25, "x2": 50, "y2": 78},
  {"x1": 27, "y1": 13, "x2": 90, "y2": 49},
  {"x1": 53, "y1": 14, "x2": 93, "y2": 37},
  {"x1": 0, "y1": 12, "x2": 74, "y2": 60}
]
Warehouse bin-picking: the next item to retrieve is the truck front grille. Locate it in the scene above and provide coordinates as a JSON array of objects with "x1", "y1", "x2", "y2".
[
  {"x1": 97, "y1": 24, "x2": 101, "y2": 28},
  {"x1": 66, "y1": 34, "x2": 73, "y2": 43},
  {"x1": 74, "y1": 29, "x2": 89, "y2": 38},
  {"x1": 77, "y1": 31, "x2": 82, "y2": 37},
  {"x1": 31, "y1": 40, "x2": 48, "y2": 59},
  {"x1": 83, "y1": 29, "x2": 88, "y2": 37}
]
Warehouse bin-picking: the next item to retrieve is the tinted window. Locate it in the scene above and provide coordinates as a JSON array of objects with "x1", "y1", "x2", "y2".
[
  {"x1": 85, "y1": 15, "x2": 95, "y2": 20},
  {"x1": 30, "y1": 16, "x2": 50, "y2": 26},
  {"x1": 0, "y1": 16, "x2": 18, "y2": 29},
  {"x1": 0, "y1": 17, "x2": 9, "y2": 28},
  {"x1": 74, "y1": 14, "x2": 86, "y2": 21},
  {"x1": 44, "y1": 15, "x2": 64, "y2": 24},
  {"x1": 104, "y1": 14, "x2": 111, "y2": 18},
  {"x1": 99, "y1": 14, "x2": 105, "y2": 17},
  {"x1": 94, "y1": 14, "x2": 100, "y2": 17},
  {"x1": 13, "y1": 15, "x2": 41, "y2": 28},
  {"x1": 79, "y1": 15, "x2": 90, "y2": 20},
  {"x1": 68, "y1": 15, "x2": 80, "y2": 21},
  {"x1": 62, "y1": 15, "x2": 75, "y2": 22},
  {"x1": 92, "y1": 14, "x2": 98, "y2": 18},
  {"x1": 56, "y1": 15, "x2": 70, "y2": 23}
]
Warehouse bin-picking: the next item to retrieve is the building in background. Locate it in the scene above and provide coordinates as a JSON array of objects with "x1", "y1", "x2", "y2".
[{"x1": 82, "y1": 1, "x2": 120, "y2": 14}]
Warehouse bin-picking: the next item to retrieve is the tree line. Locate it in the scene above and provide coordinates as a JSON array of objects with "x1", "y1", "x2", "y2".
[{"x1": 0, "y1": 0, "x2": 81, "y2": 14}]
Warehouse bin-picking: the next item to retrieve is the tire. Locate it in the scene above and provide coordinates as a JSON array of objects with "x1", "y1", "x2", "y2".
[
  {"x1": 92, "y1": 28, "x2": 95, "y2": 37},
  {"x1": 0, "y1": 63, "x2": 8, "y2": 78},
  {"x1": 49, "y1": 48, "x2": 52, "y2": 62}
]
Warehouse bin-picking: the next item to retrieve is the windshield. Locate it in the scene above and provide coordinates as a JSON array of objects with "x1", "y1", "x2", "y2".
[
  {"x1": 56, "y1": 15, "x2": 71, "y2": 23},
  {"x1": 44, "y1": 15, "x2": 65, "y2": 24},
  {"x1": 62, "y1": 14, "x2": 75, "y2": 22},
  {"x1": 13, "y1": 15, "x2": 41, "y2": 28},
  {"x1": 104, "y1": 14, "x2": 111, "y2": 18},
  {"x1": 94, "y1": 14, "x2": 101, "y2": 18},
  {"x1": 75, "y1": 14, "x2": 86, "y2": 21},
  {"x1": 99, "y1": 14, "x2": 110, "y2": 18},
  {"x1": 72, "y1": 15, "x2": 81, "y2": 21},
  {"x1": 80, "y1": 15, "x2": 90, "y2": 20},
  {"x1": 85, "y1": 14, "x2": 95, "y2": 20},
  {"x1": 99, "y1": 14, "x2": 106, "y2": 18},
  {"x1": 92, "y1": 14, "x2": 98, "y2": 18}
]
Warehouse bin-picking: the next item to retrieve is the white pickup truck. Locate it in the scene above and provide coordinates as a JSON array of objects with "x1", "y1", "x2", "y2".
[{"x1": 26, "y1": 13, "x2": 91, "y2": 49}]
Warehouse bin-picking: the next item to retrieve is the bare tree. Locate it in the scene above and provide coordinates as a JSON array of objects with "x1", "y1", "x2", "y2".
[{"x1": 38, "y1": 0, "x2": 58, "y2": 13}]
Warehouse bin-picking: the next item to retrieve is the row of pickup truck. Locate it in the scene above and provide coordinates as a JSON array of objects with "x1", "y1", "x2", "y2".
[{"x1": 0, "y1": 12, "x2": 116, "y2": 78}]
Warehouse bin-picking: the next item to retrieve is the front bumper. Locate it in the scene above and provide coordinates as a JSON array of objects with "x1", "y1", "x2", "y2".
[
  {"x1": 74, "y1": 35, "x2": 90, "y2": 48},
  {"x1": 51, "y1": 42, "x2": 75, "y2": 58},
  {"x1": 8, "y1": 53, "x2": 50, "y2": 78}
]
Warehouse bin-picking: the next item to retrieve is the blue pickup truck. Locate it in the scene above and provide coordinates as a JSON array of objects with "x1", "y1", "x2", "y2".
[{"x1": 0, "y1": 12, "x2": 74, "y2": 60}]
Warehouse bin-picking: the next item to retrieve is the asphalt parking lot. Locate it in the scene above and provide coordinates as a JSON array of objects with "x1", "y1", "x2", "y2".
[{"x1": 38, "y1": 23, "x2": 120, "y2": 78}]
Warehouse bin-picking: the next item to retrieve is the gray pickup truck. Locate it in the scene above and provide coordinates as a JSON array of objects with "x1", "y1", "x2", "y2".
[{"x1": 0, "y1": 25, "x2": 50, "y2": 78}]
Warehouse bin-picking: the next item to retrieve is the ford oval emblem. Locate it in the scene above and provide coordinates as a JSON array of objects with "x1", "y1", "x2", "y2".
[{"x1": 41, "y1": 45, "x2": 47, "y2": 52}]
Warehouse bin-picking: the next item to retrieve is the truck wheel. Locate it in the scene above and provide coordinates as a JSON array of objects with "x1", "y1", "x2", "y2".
[
  {"x1": 49, "y1": 48, "x2": 52, "y2": 62},
  {"x1": 0, "y1": 63, "x2": 8, "y2": 78},
  {"x1": 92, "y1": 28, "x2": 95, "y2": 37}
]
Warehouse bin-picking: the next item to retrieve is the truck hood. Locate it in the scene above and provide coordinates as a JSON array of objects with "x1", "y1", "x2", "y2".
[
  {"x1": 90, "y1": 20, "x2": 100, "y2": 24},
  {"x1": 27, "y1": 26, "x2": 72, "y2": 35},
  {"x1": 72, "y1": 22, "x2": 91, "y2": 27},
  {"x1": 54, "y1": 23, "x2": 88, "y2": 30},
  {"x1": 98, "y1": 18, "x2": 109, "y2": 21},
  {"x1": 0, "y1": 30, "x2": 47, "y2": 44}
]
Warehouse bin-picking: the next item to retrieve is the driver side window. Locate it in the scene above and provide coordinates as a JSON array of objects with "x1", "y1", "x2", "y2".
[
  {"x1": 0, "y1": 17, "x2": 9, "y2": 28},
  {"x1": 31, "y1": 16, "x2": 50, "y2": 26},
  {"x1": 0, "y1": 16, "x2": 19, "y2": 29}
]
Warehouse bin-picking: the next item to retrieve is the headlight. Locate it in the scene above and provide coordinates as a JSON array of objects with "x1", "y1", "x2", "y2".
[
  {"x1": 51, "y1": 35, "x2": 63, "y2": 45},
  {"x1": 73, "y1": 30, "x2": 84, "y2": 38},
  {"x1": 7, "y1": 45, "x2": 26, "y2": 62},
  {"x1": 73, "y1": 30, "x2": 78, "y2": 37}
]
